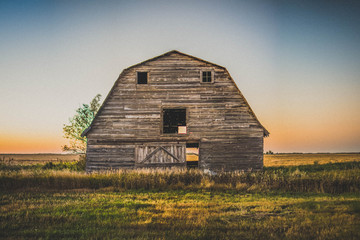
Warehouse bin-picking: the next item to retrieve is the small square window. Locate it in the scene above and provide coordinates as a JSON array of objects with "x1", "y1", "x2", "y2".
[
  {"x1": 202, "y1": 71, "x2": 212, "y2": 83},
  {"x1": 137, "y1": 72, "x2": 148, "y2": 84}
]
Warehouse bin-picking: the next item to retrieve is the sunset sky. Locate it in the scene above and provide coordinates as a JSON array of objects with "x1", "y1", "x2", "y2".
[{"x1": 1, "y1": 0, "x2": 360, "y2": 153}]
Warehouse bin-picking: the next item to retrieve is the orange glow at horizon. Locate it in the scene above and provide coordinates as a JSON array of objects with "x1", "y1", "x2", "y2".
[
  {"x1": 0, "y1": 133, "x2": 66, "y2": 153},
  {"x1": 1, "y1": 120, "x2": 359, "y2": 154},
  {"x1": 263, "y1": 114, "x2": 360, "y2": 153}
]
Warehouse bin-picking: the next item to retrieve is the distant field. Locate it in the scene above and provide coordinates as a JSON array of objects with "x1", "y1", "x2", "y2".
[
  {"x1": 264, "y1": 153, "x2": 360, "y2": 167},
  {"x1": 0, "y1": 154, "x2": 82, "y2": 165},
  {"x1": 1, "y1": 153, "x2": 359, "y2": 167}
]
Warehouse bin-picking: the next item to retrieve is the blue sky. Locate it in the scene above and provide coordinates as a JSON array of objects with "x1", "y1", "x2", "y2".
[{"x1": 1, "y1": 0, "x2": 360, "y2": 153}]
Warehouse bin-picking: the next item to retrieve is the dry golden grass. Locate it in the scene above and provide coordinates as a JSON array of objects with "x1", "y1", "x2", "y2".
[
  {"x1": 1, "y1": 162, "x2": 360, "y2": 194},
  {"x1": 264, "y1": 153, "x2": 360, "y2": 167}
]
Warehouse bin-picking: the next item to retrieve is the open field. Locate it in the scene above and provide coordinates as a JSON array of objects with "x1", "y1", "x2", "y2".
[
  {"x1": 0, "y1": 153, "x2": 82, "y2": 165},
  {"x1": 264, "y1": 153, "x2": 360, "y2": 167},
  {"x1": 1, "y1": 153, "x2": 360, "y2": 239},
  {"x1": 1, "y1": 153, "x2": 359, "y2": 166},
  {"x1": 1, "y1": 190, "x2": 359, "y2": 239}
]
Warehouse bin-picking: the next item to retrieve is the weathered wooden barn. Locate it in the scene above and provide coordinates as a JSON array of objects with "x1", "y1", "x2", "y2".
[{"x1": 82, "y1": 50, "x2": 269, "y2": 172}]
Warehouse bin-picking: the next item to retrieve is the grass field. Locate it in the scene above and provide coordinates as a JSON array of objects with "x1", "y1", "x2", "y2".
[
  {"x1": 2, "y1": 152, "x2": 359, "y2": 166},
  {"x1": 264, "y1": 153, "x2": 360, "y2": 166},
  {"x1": 1, "y1": 153, "x2": 360, "y2": 239},
  {"x1": 0, "y1": 153, "x2": 81, "y2": 165}
]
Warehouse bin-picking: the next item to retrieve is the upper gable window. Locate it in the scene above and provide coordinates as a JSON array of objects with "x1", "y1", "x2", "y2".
[
  {"x1": 137, "y1": 72, "x2": 148, "y2": 84},
  {"x1": 202, "y1": 71, "x2": 212, "y2": 83}
]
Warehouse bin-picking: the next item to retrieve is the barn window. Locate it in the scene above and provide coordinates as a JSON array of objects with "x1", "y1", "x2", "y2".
[
  {"x1": 137, "y1": 72, "x2": 148, "y2": 84},
  {"x1": 163, "y1": 109, "x2": 186, "y2": 134},
  {"x1": 202, "y1": 71, "x2": 212, "y2": 83}
]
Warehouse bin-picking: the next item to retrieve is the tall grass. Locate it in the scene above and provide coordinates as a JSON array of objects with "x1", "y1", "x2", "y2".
[
  {"x1": 1, "y1": 161, "x2": 359, "y2": 193},
  {"x1": 0, "y1": 156, "x2": 86, "y2": 171}
]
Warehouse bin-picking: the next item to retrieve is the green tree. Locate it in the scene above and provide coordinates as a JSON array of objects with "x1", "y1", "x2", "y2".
[{"x1": 62, "y1": 94, "x2": 102, "y2": 153}]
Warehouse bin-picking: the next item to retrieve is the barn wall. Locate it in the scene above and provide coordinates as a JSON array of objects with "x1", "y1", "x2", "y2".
[
  {"x1": 86, "y1": 142, "x2": 135, "y2": 171},
  {"x1": 199, "y1": 137, "x2": 263, "y2": 171},
  {"x1": 86, "y1": 52, "x2": 265, "y2": 171}
]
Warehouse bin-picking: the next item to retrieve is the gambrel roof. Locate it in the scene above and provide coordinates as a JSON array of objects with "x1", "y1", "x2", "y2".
[{"x1": 82, "y1": 50, "x2": 269, "y2": 137}]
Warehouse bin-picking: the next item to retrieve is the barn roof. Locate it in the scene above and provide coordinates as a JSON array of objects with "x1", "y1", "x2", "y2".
[
  {"x1": 82, "y1": 50, "x2": 269, "y2": 137},
  {"x1": 125, "y1": 50, "x2": 226, "y2": 71}
]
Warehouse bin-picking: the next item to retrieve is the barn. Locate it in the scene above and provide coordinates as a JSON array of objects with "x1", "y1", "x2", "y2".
[{"x1": 82, "y1": 50, "x2": 269, "y2": 172}]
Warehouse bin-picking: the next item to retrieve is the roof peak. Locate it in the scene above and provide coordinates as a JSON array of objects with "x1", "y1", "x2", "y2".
[{"x1": 125, "y1": 50, "x2": 226, "y2": 70}]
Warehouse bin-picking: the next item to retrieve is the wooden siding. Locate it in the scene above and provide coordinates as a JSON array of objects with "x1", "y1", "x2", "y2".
[
  {"x1": 86, "y1": 51, "x2": 266, "y2": 171},
  {"x1": 86, "y1": 144, "x2": 135, "y2": 171}
]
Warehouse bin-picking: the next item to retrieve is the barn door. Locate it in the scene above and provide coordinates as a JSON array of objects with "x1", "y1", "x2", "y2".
[{"x1": 135, "y1": 144, "x2": 186, "y2": 167}]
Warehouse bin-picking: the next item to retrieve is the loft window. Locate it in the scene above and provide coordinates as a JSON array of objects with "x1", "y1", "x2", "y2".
[
  {"x1": 137, "y1": 72, "x2": 148, "y2": 84},
  {"x1": 163, "y1": 109, "x2": 186, "y2": 134},
  {"x1": 202, "y1": 71, "x2": 212, "y2": 83}
]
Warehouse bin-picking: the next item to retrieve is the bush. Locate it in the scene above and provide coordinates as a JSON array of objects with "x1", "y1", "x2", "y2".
[{"x1": 42, "y1": 158, "x2": 86, "y2": 171}]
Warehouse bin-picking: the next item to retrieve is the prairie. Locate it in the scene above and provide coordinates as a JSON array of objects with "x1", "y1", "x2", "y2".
[
  {"x1": 0, "y1": 153, "x2": 81, "y2": 165},
  {"x1": 264, "y1": 153, "x2": 360, "y2": 166},
  {"x1": 0, "y1": 153, "x2": 359, "y2": 239},
  {"x1": 1, "y1": 190, "x2": 359, "y2": 239},
  {"x1": 2, "y1": 152, "x2": 359, "y2": 166}
]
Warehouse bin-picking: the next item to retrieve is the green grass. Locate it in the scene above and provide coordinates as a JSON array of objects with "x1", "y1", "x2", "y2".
[
  {"x1": 1, "y1": 157, "x2": 360, "y2": 239},
  {"x1": 1, "y1": 190, "x2": 359, "y2": 239}
]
